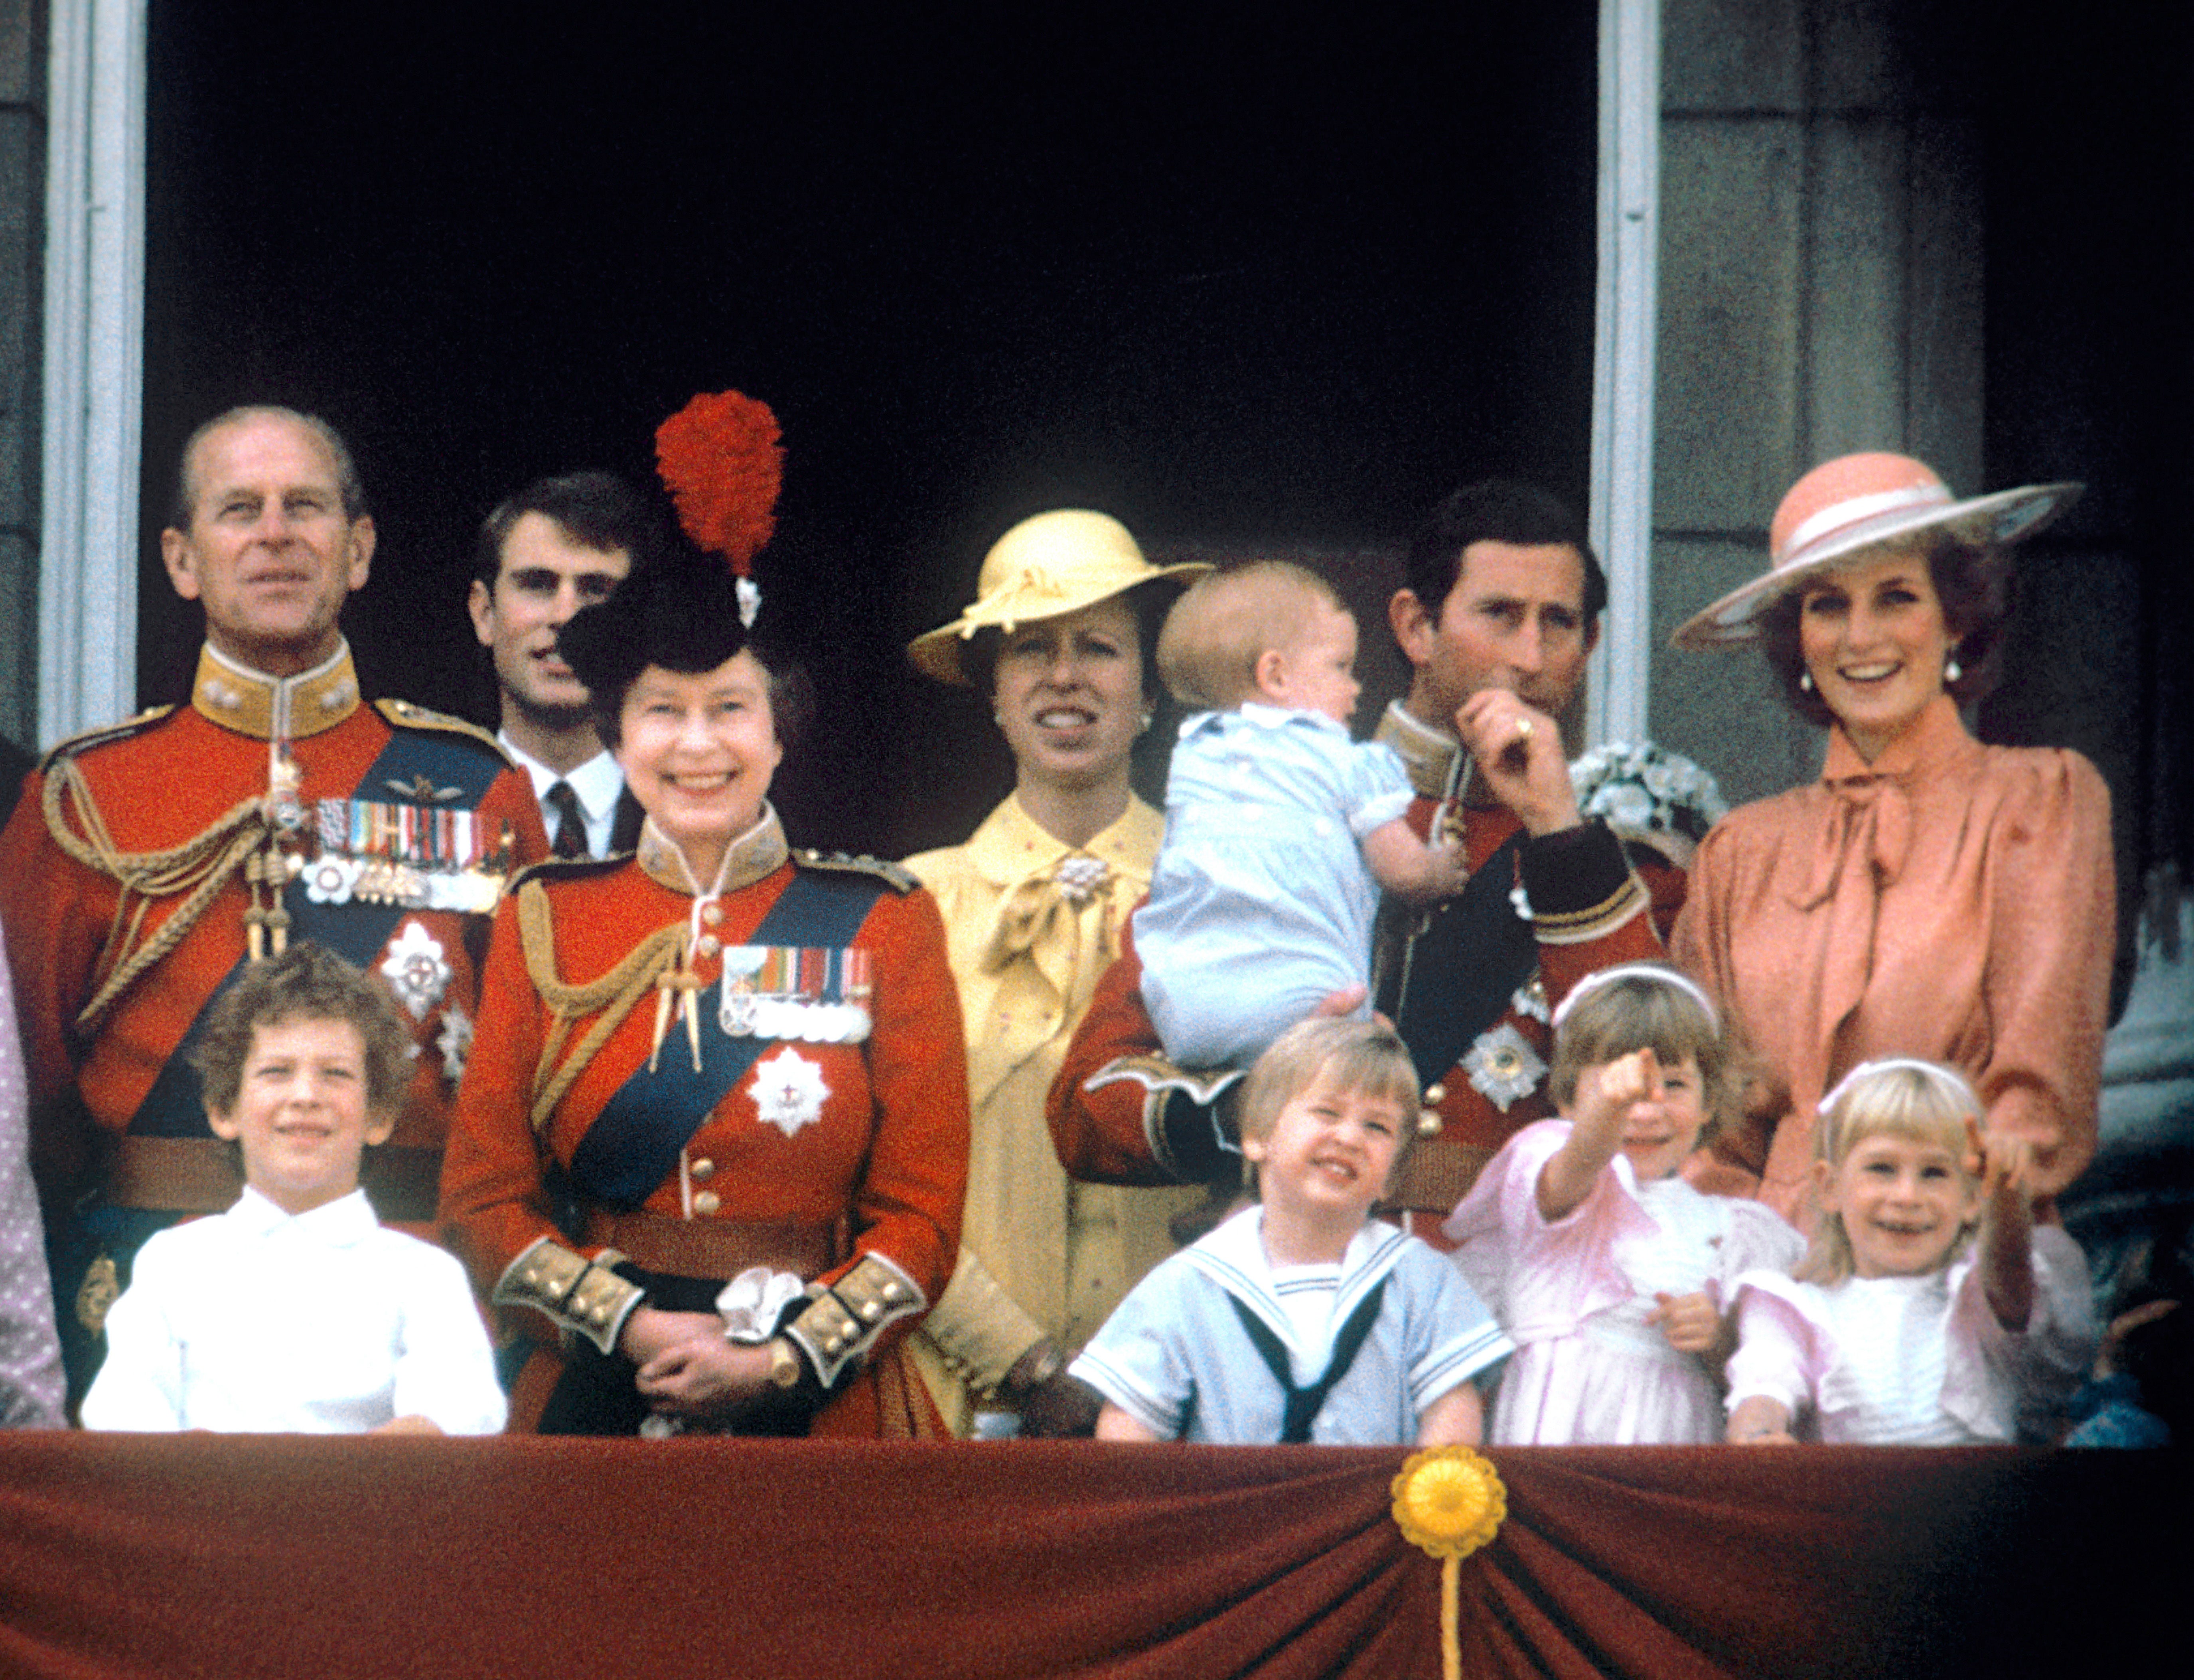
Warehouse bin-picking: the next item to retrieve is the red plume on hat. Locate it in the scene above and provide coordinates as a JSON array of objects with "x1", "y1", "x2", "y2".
[{"x1": 655, "y1": 391, "x2": 783, "y2": 624}]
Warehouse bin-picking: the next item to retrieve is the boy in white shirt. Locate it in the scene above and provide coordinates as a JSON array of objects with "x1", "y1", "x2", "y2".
[{"x1": 81, "y1": 943, "x2": 505, "y2": 1434}]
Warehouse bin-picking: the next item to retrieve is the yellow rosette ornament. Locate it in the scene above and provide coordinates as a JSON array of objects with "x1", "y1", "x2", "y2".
[{"x1": 1391, "y1": 1445, "x2": 1506, "y2": 1680}]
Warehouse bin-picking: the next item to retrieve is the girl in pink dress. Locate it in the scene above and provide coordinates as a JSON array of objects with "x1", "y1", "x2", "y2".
[
  {"x1": 1724, "y1": 1059, "x2": 2094, "y2": 1445},
  {"x1": 1443, "y1": 965, "x2": 1802, "y2": 1444}
]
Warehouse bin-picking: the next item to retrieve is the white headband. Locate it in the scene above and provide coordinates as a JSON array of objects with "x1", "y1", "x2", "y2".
[
  {"x1": 1551, "y1": 963, "x2": 1719, "y2": 1032},
  {"x1": 1818, "y1": 1057, "x2": 1981, "y2": 1120}
]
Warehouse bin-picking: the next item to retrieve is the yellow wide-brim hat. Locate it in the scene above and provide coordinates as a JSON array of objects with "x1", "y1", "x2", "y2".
[
  {"x1": 908, "y1": 509, "x2": 1210, "y2": 685},
  {"x1": 1671, "y1": 452, "x2": 2081, "y2": 649}
]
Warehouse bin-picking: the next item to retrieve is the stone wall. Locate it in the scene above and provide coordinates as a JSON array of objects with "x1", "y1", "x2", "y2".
[
  {"x1": 1647, "y1": 0, "x2": 1983, "y2": 805},
  {"x1": 0, "y1": 0, "x2": 43, "y2": 754}
]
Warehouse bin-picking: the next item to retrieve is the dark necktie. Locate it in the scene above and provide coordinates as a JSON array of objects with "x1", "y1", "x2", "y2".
[{"x1": 547, "y1": 781, "x2": 587, "y2": 859}]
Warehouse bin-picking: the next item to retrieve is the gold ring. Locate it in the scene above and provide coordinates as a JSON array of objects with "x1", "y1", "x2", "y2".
[{"x1": 1516, "y1": 718, "x2": 1534, "y2": 740}]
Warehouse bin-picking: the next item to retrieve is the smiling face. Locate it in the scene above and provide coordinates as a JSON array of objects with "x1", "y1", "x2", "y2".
[
  {"x1": 614, "y1": 652, "x2": 782, "y2": 880},
  {"x1": 1394, "y1": 540, "x2": 1596, "y2": 726},
  {"x1": 1261, "y1": 601, "x2": 1363, "y2": 726},
  {"x1": 208, "y1": 1017, "x2": 393, "y2": 1217},
  {"x1": 161, "y1": 413, "x2": 375, "y2": 676},
  {"x1": 1796, "y1": 550, "x2": 1954, "y2": 761},
  {"x1": 1243, "y1": 1068, "x2": 1405, "y2": 1232},
  {"x1": 469, "y1": 512, "x2": 631, "y2": 730},
  {"x1": 990, "y1": 596, "x2": 1145, "y2": 797},
  {"x1": 1572, "y1": 1053, "x2": 1709, "y2": 1184},
  {"x1": 1819, "y1": 1132, "x2": 1980, "y2": 1279}
]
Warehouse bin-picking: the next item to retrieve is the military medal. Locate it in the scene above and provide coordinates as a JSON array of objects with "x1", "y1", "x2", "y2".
[
  {"x1": 716, "y1": 945, "x2": 871, "y2": 1043},
  {"x1": 309, "y1": 795, "x2": 512, "y2": 911}
]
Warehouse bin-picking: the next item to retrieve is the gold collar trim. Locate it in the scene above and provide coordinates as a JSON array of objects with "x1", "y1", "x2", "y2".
[
  {"x1": 191, "y1": 642, "x2": 361, "y2": 740},
  {"x1": 635, "y1": 805, "x2": 789, "y2": 897},
  {"x1": 1375, "y1": 701, "x2": 1464, "y2": 802}
]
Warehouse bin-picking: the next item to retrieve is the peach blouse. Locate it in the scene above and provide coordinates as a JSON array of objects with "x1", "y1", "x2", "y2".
[{"x1": 1674, "y1": 695, "x2": 2113, "y2": 1222}]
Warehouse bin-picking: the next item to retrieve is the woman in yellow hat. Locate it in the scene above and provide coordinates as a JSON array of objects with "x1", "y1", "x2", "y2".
[
  {"x1": 902, "y1": 510, "x2": 1207, "y2": 1435},
  {"x1": 1669, "y1": 453, "x2": 2112, "y2": 1233}
]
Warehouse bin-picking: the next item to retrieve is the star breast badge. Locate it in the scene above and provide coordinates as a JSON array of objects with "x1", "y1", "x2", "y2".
[
  {"x1": 380, "y1": 920, "x2": 452, "y2": 1021},
  {"x1": 750, "y1": 1045, "x2": 831, "y2": 1138},
  {"x1": 1462, "y1": 1023, "x2": 1547, "y2": 1112}
]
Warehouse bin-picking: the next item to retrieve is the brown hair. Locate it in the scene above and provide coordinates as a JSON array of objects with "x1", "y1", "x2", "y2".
[
  {"x1": 191, "y1": 942, "x2": 415, "y2": 1122},
  {"x1": 1796, "y1": 1060, "x2": 1983, "y2": 1286},
  {"x1": 1155, "y1": 560, "x2": 1343, "y2": 710},
  {"x1": 1549, "y1": 968, "x2": 1736, "y2": 1146},
  {"x1": 1237, "y1": 1017, "x2": 1422, "y2": 1199},
  {"x1": 1759, "y1": 536, "x2": 2010, "y2": 726}
]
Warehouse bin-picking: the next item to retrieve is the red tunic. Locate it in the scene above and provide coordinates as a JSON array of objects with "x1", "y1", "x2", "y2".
[
  {"x1": 0, "y1": 656, "x2": 546, "y2": 1195},
  {"x1": 439, "y1": 814, "x2": 969, "y2": 1436},
  {"x1": 1047, "y1": 716, "x2": 1684, "y2": 1239}
]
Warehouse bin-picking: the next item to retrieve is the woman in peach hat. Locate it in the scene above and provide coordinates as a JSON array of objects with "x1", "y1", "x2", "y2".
[
  {"x1": 1669, "y1": 453, "x2": 2113, "y2": 1231},
  {"x1": 901, "y1": 511, "x2": 1208, "y2": 1436}
]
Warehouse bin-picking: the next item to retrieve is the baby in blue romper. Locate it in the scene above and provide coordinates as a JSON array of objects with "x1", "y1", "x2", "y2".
[{"x1": 1135, "y1": 561, "x2": 1468, "y2": 1070}]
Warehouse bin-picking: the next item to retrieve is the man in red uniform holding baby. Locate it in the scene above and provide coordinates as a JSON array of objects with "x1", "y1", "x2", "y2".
[
  {"x1": 1049, "y1": 482, "x2": 1687, "y2": 1239},
  {"x1": 0, "y1": 405, "x2": 547, "y2": 1404}
]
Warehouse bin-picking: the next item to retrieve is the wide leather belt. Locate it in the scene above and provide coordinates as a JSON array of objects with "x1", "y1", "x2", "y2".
[
  {"x1": 582, "y1": 1207, "x2": 845, "y2": 1282},
  {"x1": 101, "y1": 1136, "x2": 442, "y2": 1224}
]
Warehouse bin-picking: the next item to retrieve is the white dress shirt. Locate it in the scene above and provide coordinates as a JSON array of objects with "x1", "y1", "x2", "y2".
[
  {"x1": 499, "y1": 733, "x2": 625, "y2": 859},
  {"x1": 81, "y1": 1187, "x2": 507, "y2": 1435}
]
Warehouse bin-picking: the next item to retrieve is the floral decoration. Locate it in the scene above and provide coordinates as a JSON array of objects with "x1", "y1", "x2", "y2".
[
  {"x1": 1569, "y1": 740, "x2": 1727, "y2": 864},
  {"x1": 1391, "y1": 1444, "x2": 1506, "y2": 1560},
  {"x1": 1391, "y1": 1445, "x2": 1507, "y2": 1680}
]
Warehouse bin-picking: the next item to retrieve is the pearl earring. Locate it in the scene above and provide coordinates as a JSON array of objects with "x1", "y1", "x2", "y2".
[
  {"x1": 1138, "y1": 711, "x2": 1154, "y2": 735},
  {"x1": 1799, "y1": 671, "x2": 1814, "y2": 693},
  {"x1": 1945, "y1": 655, "x2": 1963, "y2": 684}
]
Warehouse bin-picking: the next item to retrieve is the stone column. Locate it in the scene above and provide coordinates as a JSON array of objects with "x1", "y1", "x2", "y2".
[
  {"x1": 1647, "y1": 0, "x2": 1983, "y2": 805},
  {"x1": 0, "y1": 0, "x2": 45, "y2": 753}
]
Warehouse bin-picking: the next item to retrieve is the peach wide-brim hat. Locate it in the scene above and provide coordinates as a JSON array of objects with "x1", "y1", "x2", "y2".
[
  {"x1": 908, "y1": 509, "x2": 1209, "y2": 686},
  {"x1": 1670, "y1": 452, "x2": 2082, "y2": 649}
]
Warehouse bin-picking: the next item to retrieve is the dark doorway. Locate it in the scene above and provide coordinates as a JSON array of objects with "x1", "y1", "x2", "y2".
[{"x1": 140, "y1": 4, "x2": 1599, "y2": 856}]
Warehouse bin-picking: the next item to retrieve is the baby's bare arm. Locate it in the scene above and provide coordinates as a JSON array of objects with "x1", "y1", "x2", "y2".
[{"x1": 1362, "y1": 817, "x2": 1470, "y2": 904}]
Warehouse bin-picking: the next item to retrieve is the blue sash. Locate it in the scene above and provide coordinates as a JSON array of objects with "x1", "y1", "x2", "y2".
[
  {"x1": 126, "y1": 724, "x2": 511, "y2": 1138},
  {"x1": 565, "y1": 868, "x2": 887, "y2": 1209}
]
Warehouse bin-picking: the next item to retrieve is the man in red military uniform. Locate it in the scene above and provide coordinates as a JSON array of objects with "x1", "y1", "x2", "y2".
[
  {"x1": 1048, "y1": 483, "x2": 1685, "y2": 1240},
  {"x1": 0, "y1": 406, "x2": 547, "y2": 1402}
]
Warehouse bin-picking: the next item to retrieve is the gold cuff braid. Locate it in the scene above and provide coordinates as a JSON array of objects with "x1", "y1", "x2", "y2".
[
  {"x1": 781, "y1": 1252, "x2": 927, "y2": 1391},
  {"x1": 491, "y1": 1236, "x2": 645, "y2": 1356}
]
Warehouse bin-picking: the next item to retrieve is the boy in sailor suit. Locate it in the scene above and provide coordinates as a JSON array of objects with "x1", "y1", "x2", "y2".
[{"x1": 1073, "y1": 1019, "x2": 1509, "y2": 1445}]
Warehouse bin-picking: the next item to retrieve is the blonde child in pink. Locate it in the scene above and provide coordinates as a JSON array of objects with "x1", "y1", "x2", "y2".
[
  {"x1": 1724, "y1": 1059, "x2": 2095, "y2": 1445},
  {"x1": 1443, "y1": 964, "x2": 1802, "y2": 1444}
]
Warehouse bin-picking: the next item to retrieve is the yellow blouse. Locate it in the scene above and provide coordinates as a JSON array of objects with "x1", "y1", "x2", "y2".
[{"x1": 904, "y1": 793, "x2": 1200, "y2": 1433}]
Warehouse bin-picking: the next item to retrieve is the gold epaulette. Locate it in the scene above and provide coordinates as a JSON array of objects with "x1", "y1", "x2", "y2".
[
  {"x1": 373, "y1": 698, "x2": 511, "y2": 761},
  {"x1": 36, "y1": 706, "x2": 177, "y2": 773},
  {"x1": 794, "y1": 848, "x2": 917, "y2": 894}
]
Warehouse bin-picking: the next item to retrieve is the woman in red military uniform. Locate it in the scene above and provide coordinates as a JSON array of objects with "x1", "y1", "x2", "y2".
[{"x1": 440, "y1": 534, "x2": 968, "y2": 1437}]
